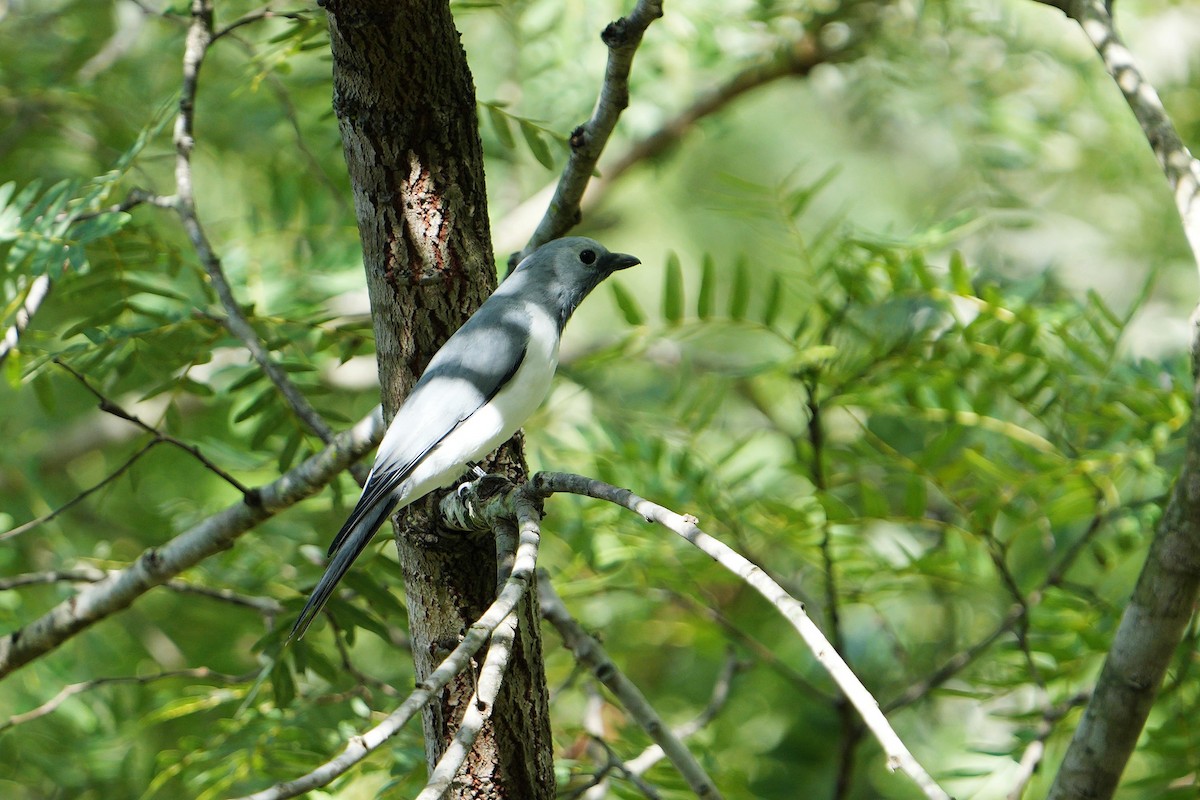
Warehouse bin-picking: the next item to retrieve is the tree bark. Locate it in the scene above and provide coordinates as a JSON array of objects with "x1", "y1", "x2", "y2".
[{"x1": 323, "y1": 1, "x2": 555, "y2": 796}]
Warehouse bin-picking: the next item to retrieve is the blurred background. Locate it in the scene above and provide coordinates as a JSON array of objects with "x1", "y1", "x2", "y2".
[{"x1": 1, "y1": 1, "x2": 1198, "y2": 797}]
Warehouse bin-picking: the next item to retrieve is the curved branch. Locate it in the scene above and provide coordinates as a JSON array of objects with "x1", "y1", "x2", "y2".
[
  {"x1": 531, "y1": 472, "x2": 950, "y2": 800},
  {"x1": 513, "y1": 0, "x2": 664, "y2": 265},
  {"x1": 1022, "y1": 3, "x2": 1200, "y2": 798},
  {"x1": 0, "y1": 408, "x2": 383, "y2": 680},
  {"x1": 173, "y1": 0, "x2": 334, "y2": 443}
]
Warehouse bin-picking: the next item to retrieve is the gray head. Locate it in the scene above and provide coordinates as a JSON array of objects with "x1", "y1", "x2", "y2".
[{"x1": 510, "y1": 237, "x2": 640, "y2": 329}]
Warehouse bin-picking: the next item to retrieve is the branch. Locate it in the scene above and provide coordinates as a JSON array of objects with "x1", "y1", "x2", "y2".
[
  {"x1": 230, "y1": 487, "x2": 544, "y2": 800},
  {"x1": 513, "y1": 0, "x2": 664, "y2": 265},
  {"x1": 173, "y1": 0, "x2": 334, "y2": 443},
  {"x1": 0, "y1": 408, "x2": 382, "y2": 680},
  {"x1": 1007, "y1": 691, "x2": 1090, "y2": 800},
  {"x1": 540, "y1": 574, "x2": 724, "y2": 800},
  {"x1": 55, "y1": 357, "x2": 250, "y2": 491},
  {"x1": 1, "y1": 666, "x2": 253, "y2": 732},
  {"x1": 1032, "y1": 0, "x2": 1200, "y2": 273},
  {"x1": 0, "y1": 439, "x2": 160, "y2": 542},
  {"x1": 531, "y1": 472, "x2": 951, "y2": 800},
  {"x1": 493, "y1": 38, "x2": 837, "y2": 255},
  {"x1": 0, "y1": 273, "x2": 50, "y2": 366},
  {"x1": 1019, "y1": 3, "x2": 1200, "y2": 797}
]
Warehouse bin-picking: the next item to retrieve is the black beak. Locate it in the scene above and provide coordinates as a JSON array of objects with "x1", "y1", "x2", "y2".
[{"x1": 600, "y1": 251, "x2": 641, "y2": 272}]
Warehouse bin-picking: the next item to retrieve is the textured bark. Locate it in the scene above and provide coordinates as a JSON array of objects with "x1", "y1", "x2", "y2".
[{"x1": 324, "y1": 2, "x2": 555, "y2": 796}]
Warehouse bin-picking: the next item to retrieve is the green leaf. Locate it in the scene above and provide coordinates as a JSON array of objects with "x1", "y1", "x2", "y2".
[
  {"x1": 729, "y1": 257, "x2": 750, "y2": 321},
  {"x1": 948, "y1": 250, "x2": 972, "y2": 296},
  {"x1": 485, "y1": 103, "x2": 516, "y2": 150},
  {"x1": 662, "y1": 251, "x2": 684, "y2": 325},
  {"x1": 270, "y1": 657, "x2": 296, "y2": 708},
  {"x1": 698, "y1": 254, "x2": 716, "y2": 319},
  {"x1": 610, "y1": 281, "x2": 645, "y2": 326},
  {"x1": 519, "y1": 120, "x2": 555, "y2": 170}
]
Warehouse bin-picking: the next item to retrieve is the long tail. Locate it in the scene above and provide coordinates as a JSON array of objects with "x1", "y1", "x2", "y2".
[{"x1": 289, "y1": 495, "x2": 399, "y2": 640}]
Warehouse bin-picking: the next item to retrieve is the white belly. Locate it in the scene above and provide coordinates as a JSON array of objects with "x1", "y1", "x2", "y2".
[{"x1": 403, "y1": 302, "x2": 560, "y2": 499}]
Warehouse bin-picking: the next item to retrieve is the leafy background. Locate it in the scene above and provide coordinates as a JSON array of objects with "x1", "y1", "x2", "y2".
[{"x1": 1, "y1": 0, "x2": 1198, "y2": 798}]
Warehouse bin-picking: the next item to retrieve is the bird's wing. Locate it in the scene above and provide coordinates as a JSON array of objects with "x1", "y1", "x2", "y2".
[{"x1": 325, "y1": 302, "x2": 531, "y2": 557}]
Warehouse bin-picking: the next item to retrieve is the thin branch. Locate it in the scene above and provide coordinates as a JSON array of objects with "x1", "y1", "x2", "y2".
[
  {"x1": 493, "y1": 38, "x2": 838, "y2": 255},
  {"x1": 0, "y1": 566, "x2": 281, "y2": 617},
  {"x1": 230, "y1": 488, "x2": 544, "y2": 800},
  {"x1": 1007, "y1": 691, "x2": 1090, "y2": 800},
  {"x1": 1, "y1": 666, "x2": 253, "y2": 732},
  {"x1": 211, "y1": 5, "x2": 312, "y2": 42},
  {"x1": 539, "y1": 574, "x2": 724, "y2": 800},
  {"x1": 173, "y1": 0, "x2": 334, "y2": 443},
  {"x1": 532, "y1": 472, "x2": 951, "y2": 800},
  {"x1": 54, "y1": 357, "x2": 250, "y2": 494},
  {"x1": 416, "y1": 601, "x2": 520, "y2": 800},
  {"x1": 1032, "y1": 0, "x2": 1200, "y2": 273},
  {"x1": 0, "y1": 439, "x2": 161, "y2": 542},
  {"x1": 513, "y1": 0, "x2": 664, "y2": 265},
  {"x1": 616, "y1": 649, "x2": 744, "y2": 788},
  {"x1": 0, "y1": 407, "x2": 383, "y2": 680}
]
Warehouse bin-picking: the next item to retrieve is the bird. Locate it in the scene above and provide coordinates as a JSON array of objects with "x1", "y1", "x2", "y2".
[{"x1": 290, "y1": 237, "x2": 641, "y2": 639}]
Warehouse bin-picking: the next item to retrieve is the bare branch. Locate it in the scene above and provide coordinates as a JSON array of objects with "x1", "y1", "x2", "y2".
[
  {"x1": 1, "y1": 666, "x2": 253, "y2": 732},
  {"x1": 493, "y1": 38, "x2": 838, "y2": 255},
  {"x1": 1019, "y1": 4, "x2": 1200, "y2": 797},
  {"x1": 513, "y1": 0, "x2": 664, "y2": 265},
  {"x1": 0, "y1": 439, "x2": 160, "y2": 542},
  {"x1": 539, "y1": 574, "x2": 723, "y2": 799},
  {"x1": 54, "y1": 357, "x2": 250, "y2": 492},
  {"x1": 532, "y1": 472, "x2": 951, "y2": 800},
  {"x1": 1007, "y1": 691, "x2": 1090, "y2": 800},
  {"x1": 173, "y1": 0, "x2": 334, "y2": 443},
  {"x1": 211, "y1": 5, "x2": 312, "y2": 42},
  {"x1": 0, "y1": 407, "x2": 383, "y2": 680},
  {"x1": 1033, "y1": 0, "x2": 1200, "y2": 271}
]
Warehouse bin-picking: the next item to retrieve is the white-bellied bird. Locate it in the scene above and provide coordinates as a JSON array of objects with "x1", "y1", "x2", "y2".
[{"x1": 291, "y1": 237, "x2": 640, "y2": 638}]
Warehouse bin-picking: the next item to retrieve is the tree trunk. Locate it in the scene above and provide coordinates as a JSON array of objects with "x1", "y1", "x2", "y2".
[{"x1": 323, "y1": 1, "x2": 556, "y2": 796}]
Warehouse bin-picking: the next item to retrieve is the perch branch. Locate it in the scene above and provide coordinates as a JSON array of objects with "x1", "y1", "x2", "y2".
[
  {"x1": 531, "y1": 472, "x2": 950, "y2": 800},
  {"x1": 230, "y1": 487, "x2": 544, "y2": 800}
]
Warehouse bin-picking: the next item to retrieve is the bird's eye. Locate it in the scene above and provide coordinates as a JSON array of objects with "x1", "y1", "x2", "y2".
[{"x1": 579, "y1": 249, "x2": 597, "y2": 265}]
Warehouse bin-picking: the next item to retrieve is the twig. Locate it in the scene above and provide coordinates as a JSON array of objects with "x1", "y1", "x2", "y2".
[
  {"x1": 1007, "y1": 691, "x2": 1091, "y2": 800},
  {"x1": 0, "y1": 439, "x2": 161, "y2": 542},
  {"x1": 1033, "y1": 0, "x2": 1200, "y2": 272},
  {"x1": 53, "y1": 357, "x2": 250, "y2": 494},
  {"x1": 212, "y1": 5, "x2": 312, "y2": 42},
  {"x1": 413, "y1": 516, "x2": 524, "y2": 800},
  {"x1": 493, "y1": 38, "x2": 837, "y2": 255},
  {"x1": 539, "y1": 574, "x2": 723, "y2": 800},
  {"x1": 0, "y1": 566, "x2": 282, "y2": 617},
  {"x1": 616, "y1": 649, "x2": 743, "y2": 788},
  {"x1": 1, "y1": 666, "x2": 253, "y2": 732},
  {"x1": 173, "y1": 0, "x2": 334, "y2": 443},
  {"x1": 532, "y1": 472, "x2": 951, "y2": 800},
  {"x1": 229, "y1": 488, "x2": 544, "y2": 800},
  {"x1": 513, "y1": 0, "x2": 664, "y2": 266},
  {"x1": 0, "y1": 273, "x2": 50, "y2": 367},
  {"x1": 0, "y1": 407, "x2": 383, "y2": 680}
]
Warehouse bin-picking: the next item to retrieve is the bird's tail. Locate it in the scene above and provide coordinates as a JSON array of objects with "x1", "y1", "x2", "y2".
[{"x1": 289, "y1": 496, "x2": 398, "y2": 640}]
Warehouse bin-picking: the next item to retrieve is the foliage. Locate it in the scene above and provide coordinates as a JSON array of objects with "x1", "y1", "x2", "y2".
[{"x1": 0, "y1": 0, "x2": 1197, "y2": 799}]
